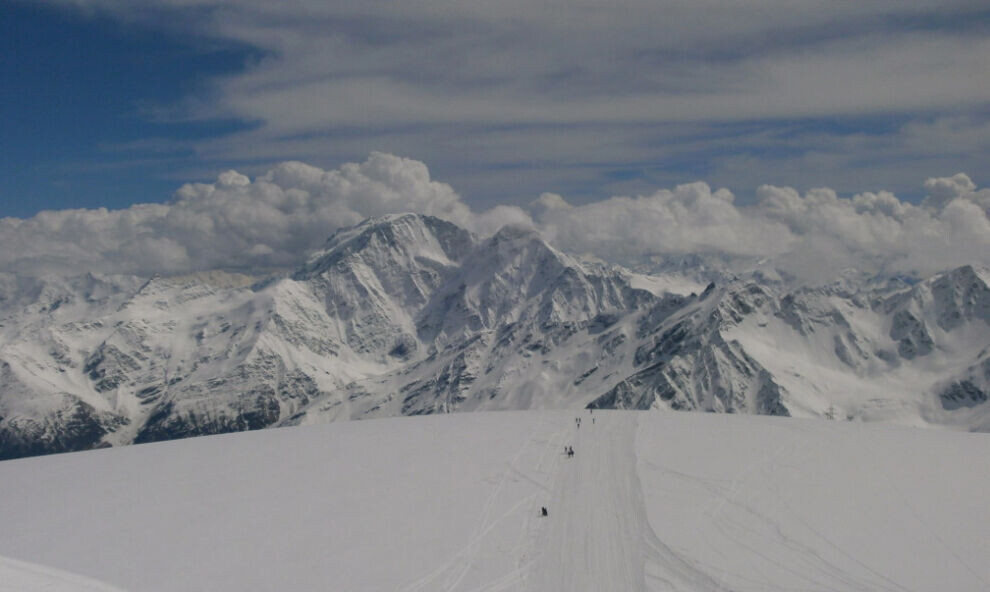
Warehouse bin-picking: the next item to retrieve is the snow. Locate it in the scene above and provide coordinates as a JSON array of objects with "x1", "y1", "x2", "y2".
[
  {"x1": 626, "y1": 271, "x2": 706, "y2": 297},
  {"x1": 0, "y1": 555, "x2": 125, "y2": 592},
  {"x1": 1, "y1": 410, "x2": 988, "y2": 591}
]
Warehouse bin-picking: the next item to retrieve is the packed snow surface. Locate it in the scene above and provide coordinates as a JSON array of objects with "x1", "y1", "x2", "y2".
[
  {"x1": 0, "y1": 555, "x2": 126, "y2": 592},
  {"x1": 0, "y1": 411, "x2": 988, "y2": 591}
]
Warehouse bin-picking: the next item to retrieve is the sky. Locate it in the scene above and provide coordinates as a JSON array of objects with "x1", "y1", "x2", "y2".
[{"x1": 1, "y1": 0, "x2": 988, "y2": 278}]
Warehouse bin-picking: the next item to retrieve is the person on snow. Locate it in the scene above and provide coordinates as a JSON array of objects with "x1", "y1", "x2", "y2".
[{"x1": 541, "y1": 507, "x2": 548, "y2": 517}]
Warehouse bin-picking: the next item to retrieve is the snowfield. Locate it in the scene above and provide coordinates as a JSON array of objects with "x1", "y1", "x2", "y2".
[
  {"x1": 0, "y1": 555, "x2": 126, "y2": 592},
  {"x1": 0, "y1": 410, "x2": 988, "y2": 591}
]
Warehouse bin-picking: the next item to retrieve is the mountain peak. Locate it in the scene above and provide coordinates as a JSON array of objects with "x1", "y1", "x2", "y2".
[
  {"x1": 481, "y1": 224, "x2": 572, "y2": 267},
  {"x1": 294, "y1": 213, "x2": 475, "y2": 280}
]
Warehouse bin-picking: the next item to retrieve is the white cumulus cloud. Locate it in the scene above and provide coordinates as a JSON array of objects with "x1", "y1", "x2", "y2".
[
  {"x1": 534, "y1": 172, "x2": 990, "y2": 279},
  {"x1": 0, "y1": 153, "x2": 475, "y2": 275},
  {"x1": 537, "y1": 182, "x2": 794, "y2": 261},
  {"x1": 0, "y1": 153, "x2": 987, "y2": 280}
]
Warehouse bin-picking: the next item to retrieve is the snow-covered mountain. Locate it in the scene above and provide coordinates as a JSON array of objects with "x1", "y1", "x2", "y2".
[{"x1": 1, "y1": 213, "x2": 988, "y2": 458}]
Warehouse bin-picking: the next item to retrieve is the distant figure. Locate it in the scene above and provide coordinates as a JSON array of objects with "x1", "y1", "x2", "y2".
[
  {"x1": 592, "y1": 417, "x2": 595, "y2": 425},
  {"x1": 567, "y1": 446, "x2": 574, "y2": 458},
  {"x1": 541, "y1": 506, "x2": 548, "y2": 517}
]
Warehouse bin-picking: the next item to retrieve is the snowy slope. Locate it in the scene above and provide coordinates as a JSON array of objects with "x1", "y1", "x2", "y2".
[
  {"x1": 0, "y1": 411, "x2": 987, "y2": 591},
  {"x1": 1, "y1": 214, "x2": 988, "y2": 459},
  {"x1": 0, "y1": 556, "x2": 126, "y2": 592}
]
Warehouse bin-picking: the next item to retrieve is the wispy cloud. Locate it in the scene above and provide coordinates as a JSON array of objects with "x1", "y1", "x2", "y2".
[{"x1": 32, "y1": 0, "x2": 990, "y2": 205}]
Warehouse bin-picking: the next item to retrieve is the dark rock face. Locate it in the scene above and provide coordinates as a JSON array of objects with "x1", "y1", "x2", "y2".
[
  {"x1": 890, "y1": 310, "x2": 934, "y2": 359},
  {"x1": 939, "y1": 380, "x2": 988, "y2": 410},
  {"x1": 0, "y1": 396, "x2": 123, "y2": 461},
  {"x1": 587, "y1": 379, "x2": 658, "y2": 410},
  {"x1": 84, "y1": 344, "x2": 143, "y2": 393},
  {"x1": 134, "y1": 391, "x2": 281, "y2": 444},
  {"x1": 590, "y1": 285, "x2": 791, "y2": 417},
  {"x1": 401, "y1": 356, "x2": 472, "y2": 415},
  {"x1": 930, "y1": 265, "x2": 990, "y2": 331},
  {"x1": 135, "y1": 359, "x2": 321, "y2": 444}
]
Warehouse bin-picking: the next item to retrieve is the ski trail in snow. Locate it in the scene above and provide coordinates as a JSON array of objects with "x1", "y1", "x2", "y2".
[
  {"x1": 0, "y1": 555, "x2": 128, "y2": 592},
  {"x1": 850, "y1": 428, "x2": 990, "y2": 591},
  {"x1": 638, "y1": 423, "x2": 922, "y2": 592},
  {"x1": 526, "y1": 412, "x2": 720, "y2": 592},
  {"x1": 398, "y1": 414, "x2": 570, "y2": 592}
]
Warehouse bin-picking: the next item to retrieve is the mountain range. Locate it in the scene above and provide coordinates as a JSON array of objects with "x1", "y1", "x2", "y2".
[{"x1": 1, "y1": 213, "x2": 988, "y2": 459}]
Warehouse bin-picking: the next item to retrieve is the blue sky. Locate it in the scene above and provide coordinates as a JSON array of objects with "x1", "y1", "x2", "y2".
[
  {"x1": 1, "y1": 0, "x2": 988, "y2": 220},
  {"x1": 0, "y1": 2, "x2": 258, "y2": 216}
]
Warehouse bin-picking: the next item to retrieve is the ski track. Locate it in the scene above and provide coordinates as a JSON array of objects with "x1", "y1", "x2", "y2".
[
  {"x1": 529, "y1": 412, "x2": 673, "y2": 592},
  {"x1": 0, "y1": 555, "x2": 127, "y2": 592},
  {"x1": 398, "y1": 414, "x2": 571, "y2": 592},
  {"x1": 421, "y1": 410, "x2": 732, "y2": 592},
  {"x1": 398, "y1": 412, "x2": 692, "y2": 592}
]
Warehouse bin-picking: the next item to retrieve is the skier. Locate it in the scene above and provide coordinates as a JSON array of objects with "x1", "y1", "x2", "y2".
[{"x1": 541, "y1": 506, "x2": 548, "y2": 517}]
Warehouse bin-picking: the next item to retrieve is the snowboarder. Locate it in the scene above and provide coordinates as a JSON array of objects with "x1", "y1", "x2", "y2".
[{"x1": 541, "y1": 506, "x2": 548, "y2": 517}]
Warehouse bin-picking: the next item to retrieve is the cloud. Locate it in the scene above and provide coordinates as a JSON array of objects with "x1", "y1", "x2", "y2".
[
  {"x1": 537, "y1": 183, "x2": 794, "y2": 262},
  {"x1": 752, "y1": 181, "x2": 990, "y2": 277},
  {"x1": 1, "y1": 152, "x2": 987, "y2": 280},
  {"x1": 534, "y1": 168, "x2": 990, "y2": 279},
  {"x1": 0, "y1": 152, "x2": 474, "y2": 275},
  {"x1": 27, "y1": 0, "x2": 990, "y2": 211},
  {"x1": 532, "y1": 193, "x2": 572, "y2": 212},
  {"x1": 922, "y1": 173, "x2": 978, "y2": 209}
]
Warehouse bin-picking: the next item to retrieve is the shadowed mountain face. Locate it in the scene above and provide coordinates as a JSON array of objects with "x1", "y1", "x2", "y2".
[{"x1": 1, "y1": 214, "x2": 988, "y2": 459}]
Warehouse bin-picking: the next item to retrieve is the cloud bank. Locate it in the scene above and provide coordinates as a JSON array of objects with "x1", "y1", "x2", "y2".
[
  {"x1": 1, "y1": 153, "x2": 987, "y2": 280},
  {"x1": 0, "y1": 153, "x2": 475, "y2": 275}
]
